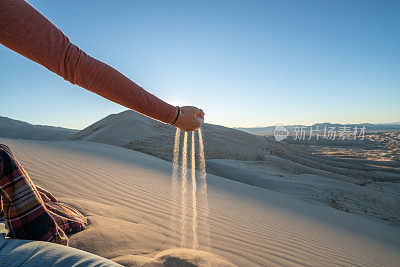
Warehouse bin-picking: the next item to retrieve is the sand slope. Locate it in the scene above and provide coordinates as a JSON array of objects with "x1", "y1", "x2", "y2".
[
  {"x1": 71, "y1": 110, "x2": 400, "y2": 183},
  {"x1": 69, "y1": 111, "x2": 400, "y2": 228},
  {"x1": 1, "y1": 138, "x2": 400, "y2": 266},
  {"x1": 71, "y1": 110, "x2": 270, "y2": 162},
  {"x1": 205, "y1": 158, "x2": 400, "y2": 227},
  {"x1": 0, "y1": 116, "x2": 77, "y2": 140}
]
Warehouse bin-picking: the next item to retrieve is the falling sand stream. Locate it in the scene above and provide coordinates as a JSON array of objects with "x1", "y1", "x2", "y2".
[{"x1": 171, "y1": 128, "x2": 209, "y2": 250}]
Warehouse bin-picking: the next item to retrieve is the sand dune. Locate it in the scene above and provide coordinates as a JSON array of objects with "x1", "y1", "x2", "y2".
[
  {"x1": 71, "y1": 111, "x2": 400, "y2": 183},
  {"x1": 1, "y1": 138, "x2": 399, "y2": 266},
  {"x1": 206, "y1": 158, "x2": 400, "y2": 227},
  {"x1": 69, "y1": 110, "x2": 400, "y2": 228},
  {"x1": 71, "y1": 110, "x2": 270, "y2": 162},
  {"x1": 0, "y1": 116, "x2": 77, "y2": 140}
]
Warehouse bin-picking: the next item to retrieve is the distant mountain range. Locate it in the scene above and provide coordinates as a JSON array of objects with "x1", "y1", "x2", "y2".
[
  {"x1": 235, "y1": 122, "x2": 400, "y2": 135},
  {"x1": 0, "y1": 116, "x2": 78, "y2": 140}
]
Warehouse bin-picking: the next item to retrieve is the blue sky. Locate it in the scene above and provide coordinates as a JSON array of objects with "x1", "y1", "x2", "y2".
[{"x1": 1, "y1": 0, "x2": 399, "y2": 129}]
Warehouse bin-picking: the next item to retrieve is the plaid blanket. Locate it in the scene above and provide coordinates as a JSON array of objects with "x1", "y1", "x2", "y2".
[{"x1": 0, "y1": 144, "x2": 87, "y2": 246}]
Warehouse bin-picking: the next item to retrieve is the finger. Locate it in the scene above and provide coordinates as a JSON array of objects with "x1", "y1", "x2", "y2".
[
  {"x1": 196, "y1": 111, "x2": 205, "y2": 119},
  {"x1": 198, "y1": 117, "x2": 204, "y2": 125}
]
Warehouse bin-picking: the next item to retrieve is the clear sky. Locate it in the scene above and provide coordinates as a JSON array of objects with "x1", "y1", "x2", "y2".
[{"x1": 1, "y1": 0, "x2": 399, "y2": 130}]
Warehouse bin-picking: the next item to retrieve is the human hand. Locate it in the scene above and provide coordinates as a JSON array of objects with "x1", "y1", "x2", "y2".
[{"x1": 173, "y1": 106, "x2": 205, "y2": 132}]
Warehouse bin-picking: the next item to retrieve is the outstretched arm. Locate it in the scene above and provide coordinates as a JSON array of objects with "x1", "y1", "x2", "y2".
[{"x1": 0, "y1": 0, "x2": 204, "y2": 130}]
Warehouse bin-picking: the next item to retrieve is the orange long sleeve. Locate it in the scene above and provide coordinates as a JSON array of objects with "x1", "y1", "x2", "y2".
[{"x1": 0, "y1": 0, "x2": 178, "y2": 124}]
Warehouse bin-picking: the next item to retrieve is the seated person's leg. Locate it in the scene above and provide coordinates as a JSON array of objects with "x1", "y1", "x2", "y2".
[{"x1": 0, "y1": 144, "x2": 86, "y2": 246}]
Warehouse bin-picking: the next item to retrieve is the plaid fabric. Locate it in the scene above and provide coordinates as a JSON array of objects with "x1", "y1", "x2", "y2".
[{"x1": 0, "y1": 144, "x2": 87, "y2": 246}]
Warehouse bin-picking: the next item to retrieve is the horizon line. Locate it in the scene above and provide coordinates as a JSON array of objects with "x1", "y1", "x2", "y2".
[{"x1": 1, "y1": 114, "x2": 399, "y2": 131}]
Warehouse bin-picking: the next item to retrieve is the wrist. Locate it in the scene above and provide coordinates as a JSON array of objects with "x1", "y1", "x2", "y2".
[{"x1": 171, "y1": 106, "x2": 181, "y2": 125}]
